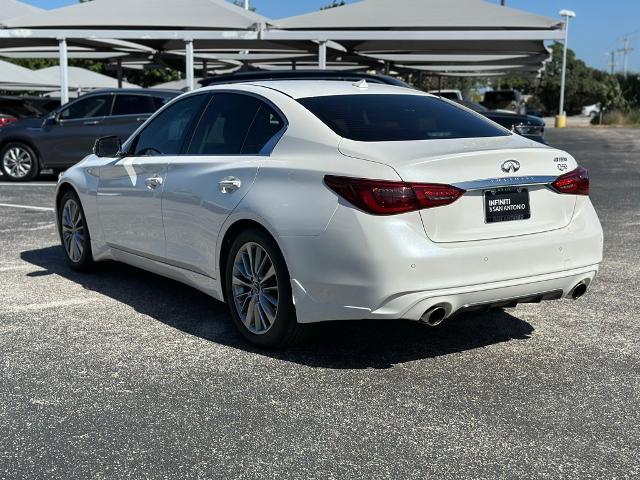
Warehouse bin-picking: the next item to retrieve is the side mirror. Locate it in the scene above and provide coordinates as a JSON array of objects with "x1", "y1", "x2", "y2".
[
  {"x1": 93, "y1": 136, "x2": 122, "y2": 158},
  {"x1": 43, "y1": 113, "x2": 58, "y2": 127}
]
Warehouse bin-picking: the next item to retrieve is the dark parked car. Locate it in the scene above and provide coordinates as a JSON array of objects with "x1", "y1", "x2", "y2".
[
  {"x1": 0, "y1": 89, "x2": 178, "y2": 181},
  {"x1": 456, "y1": 100, "x2": 545, "y2": 144},
  {"x1": 482, "y1": 89, "x2": 526, "y2": 115},
  {"x1": 0, "y1": 96, "x2": 60, "y2": 129}
]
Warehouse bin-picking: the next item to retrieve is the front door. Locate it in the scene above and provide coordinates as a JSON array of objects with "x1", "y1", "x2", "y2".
[
  {"x1": 96, "y1": 92, "x2": 209, "y2": 263},
  {"x1": 41, "y1": 93, "x2": 114, "y2": 168},
  {"x1": 97, "y1": 156, "x2": 168, "y2": 259}
]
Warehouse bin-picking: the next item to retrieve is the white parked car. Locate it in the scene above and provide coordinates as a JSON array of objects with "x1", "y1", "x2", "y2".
[
  {"x1": 55, "y1": 81, "x2": 603, "y2": 348},
  {"x1": 581, "y1": 103, "x2": 600, "y2": 118}
]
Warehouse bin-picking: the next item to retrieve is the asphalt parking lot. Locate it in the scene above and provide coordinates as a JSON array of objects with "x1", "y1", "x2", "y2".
[{"x1": 1, "y1": 129, "x2": 638, "y2": 479}]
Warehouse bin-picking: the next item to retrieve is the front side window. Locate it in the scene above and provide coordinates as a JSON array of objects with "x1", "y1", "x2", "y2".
[
  {"x1": 112, "y1": 94, "x2": 157, "y2": 116},
  {"x1": 59, "y1": 95, "x2": 112, "y2": 120},
  {"x1": 133, "y1": 94, "x2": 207, "y2": 156},
  {"x1": 298, "y1": 94, "x2": 509, "y2": 142},
  {"x1": 187, "y1": 93, "x2": 263, "y2": 155}
]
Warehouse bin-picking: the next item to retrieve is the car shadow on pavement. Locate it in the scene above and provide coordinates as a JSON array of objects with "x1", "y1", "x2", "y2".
[{"x1": 21, "y1": 245, "x2": 534, "y2": 369}]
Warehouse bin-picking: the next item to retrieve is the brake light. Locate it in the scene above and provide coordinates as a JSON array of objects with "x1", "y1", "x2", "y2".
[
  {"x1": 0, "y1": 116, "x2": 17, "y2": 128},
  {"x1": 324, "y1": 175, "x2": 465, "y2": 215},
  {"x1": 551, "y1": 166, "x2": 589, "y2": 195}
]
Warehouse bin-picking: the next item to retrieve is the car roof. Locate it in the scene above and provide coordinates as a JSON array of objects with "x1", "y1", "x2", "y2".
[
  {"x1": 200, "y1": 80, "x2": 426, "y2": 100},
  {"x1": 79, "y1": 88, "x2": 179, "y2": 97}
]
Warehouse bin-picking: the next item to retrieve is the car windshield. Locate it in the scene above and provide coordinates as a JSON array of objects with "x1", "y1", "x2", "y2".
[{"x1": 298, "y1": 94, "x2": 509, "y2": 142}]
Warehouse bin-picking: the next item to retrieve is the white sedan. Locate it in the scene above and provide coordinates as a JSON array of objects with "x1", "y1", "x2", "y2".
[{"x1": 55, "y1": 80, "x2": 603, "y2": 348}]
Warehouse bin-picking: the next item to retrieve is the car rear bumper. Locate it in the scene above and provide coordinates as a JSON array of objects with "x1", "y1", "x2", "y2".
[{"x1": 281, "y1": 197, "x2": 603, "y2": 324}]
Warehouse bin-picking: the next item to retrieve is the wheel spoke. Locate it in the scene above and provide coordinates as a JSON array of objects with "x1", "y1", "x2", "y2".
[
  {"x1": 232, "y1": 274, "x2": 252, "y2": 288},
  {"x1": 244, "y1": 296, "x2": 256, "y2": 329},
  {"x1": 262, "y1": 264, "x2": 275, "y2": 282},
  {"x1": 258, "y1": 295, "x2": 276, "y2": 324}
]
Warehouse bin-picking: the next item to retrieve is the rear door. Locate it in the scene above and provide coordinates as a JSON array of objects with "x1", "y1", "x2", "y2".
[
  {"x1": 40, "y1": 93, "x2": 113, "y2": 167},
  {"x1": 97, "y1": 93, "x2": 208, "y2": 259},
  {"x1": 162, "y1": 92, "x2": 286, "y2": 277}
]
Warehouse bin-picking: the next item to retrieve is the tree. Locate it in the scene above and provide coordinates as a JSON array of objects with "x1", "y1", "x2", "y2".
[
  {"x1": 320, "y1": 1, "x2": 345, "y2": 10},
  {"x1": 536, "y1": 43, "x2": 625, "y2": 114}
]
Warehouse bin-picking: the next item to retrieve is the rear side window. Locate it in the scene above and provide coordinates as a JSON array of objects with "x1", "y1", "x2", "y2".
[
  {"x1": 188, "y1": 93, "x2": 264, "y2": 155},
  {"x1": 133, "y1": 94, "x2": 207, "y2": 156},
  {"x1": 112, "y1": 94, "x2": 157, "y2": 116},
  {"x1": 242, "y1": 104, "x2": 286, "y2": 154},
  {"x1": 298, "y1": 94, "x2": 509, "y2": 142}
]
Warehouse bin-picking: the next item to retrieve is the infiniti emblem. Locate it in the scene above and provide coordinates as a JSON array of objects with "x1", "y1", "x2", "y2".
[{"x1": 501, "y1": 159, "x2": 521, "y2": 173}]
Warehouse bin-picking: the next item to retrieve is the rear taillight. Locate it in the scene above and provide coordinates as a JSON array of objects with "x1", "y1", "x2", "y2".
[
  {"x1": 0, "y1": 116, "x2": 17, "y2": 128},
  {"x1": 551, "y1": 166, "x2": 589, "y2": 195},
  {"x1": 324, "y1": 175, "x2": 465, "y2": 215}
]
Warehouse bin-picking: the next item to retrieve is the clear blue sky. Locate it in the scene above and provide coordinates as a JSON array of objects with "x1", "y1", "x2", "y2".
[{"x1": 21, "y1": 0, "x2": 640, "y2": 72}]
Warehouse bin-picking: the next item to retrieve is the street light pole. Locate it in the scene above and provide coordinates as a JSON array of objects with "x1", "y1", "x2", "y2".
[{"x1": 556, "y1": 9, "x2": 575, "y2": 128}]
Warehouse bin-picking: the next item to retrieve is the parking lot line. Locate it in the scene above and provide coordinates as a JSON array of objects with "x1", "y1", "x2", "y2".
[
  {"x1": 0, "y1": 182, "x2": 56, "y2": 187},
  {"x1": 0, "y1": 202, "x2": 54, "y2": 212}
]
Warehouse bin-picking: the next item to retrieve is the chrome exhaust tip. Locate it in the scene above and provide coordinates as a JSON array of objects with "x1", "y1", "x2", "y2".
[
  {"x1": 420, "y1": 306, "x2": 447, "y2": 327},
  {"x1": 570, "y1": 282, "x2": 588, "y2": 300}
]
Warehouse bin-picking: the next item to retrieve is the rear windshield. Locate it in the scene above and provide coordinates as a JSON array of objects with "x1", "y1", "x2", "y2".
[{"x1": 298, "y1": 94, "x2": 509, "y2": 142}]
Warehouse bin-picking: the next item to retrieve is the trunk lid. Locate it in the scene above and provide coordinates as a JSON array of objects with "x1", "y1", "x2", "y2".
[{"x1": 339, "y1": 135, "x2": 577, "y2": 243}]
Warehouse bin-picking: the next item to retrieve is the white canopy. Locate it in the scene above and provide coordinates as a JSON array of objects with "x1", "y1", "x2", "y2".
[
  {"x1": 0, "y1": 0, "x2": 41, "y2": 24},
  {"x1": 0, "y1": 59, "x2": 58, "y2": 89},
  {"x1": 276, "y1": 0, "x2": 561, "y2": 31},
  {"x1": 37, "y1": 66, "x2": 139, "y2": 90},
  {"x1": 3, "y1": 0, "x2": 268, "y2": 30}
]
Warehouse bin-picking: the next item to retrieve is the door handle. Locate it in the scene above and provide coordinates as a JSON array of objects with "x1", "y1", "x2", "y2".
[
  {"x1": 144, "y1": 175, "x2": 163, "y2": 190},
  {"x1": 83, "y1": 120, "x2": 100, "y2": 126},
  {"x1": 218, "y1": 176, "x2": 241, "y2": 193}
]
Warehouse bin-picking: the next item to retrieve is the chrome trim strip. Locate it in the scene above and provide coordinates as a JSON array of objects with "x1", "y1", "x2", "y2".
[{"x1": 453, "y1": 175, "x2": 557, "y2": 191}]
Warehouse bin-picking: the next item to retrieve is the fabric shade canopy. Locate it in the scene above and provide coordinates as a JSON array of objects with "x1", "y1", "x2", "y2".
[
  {"x1": 275, "y1": 0, "x2": 561, "y2": 31},
  {"x1": 37, "y1": 66, "x2": 139, "y2": 90},
  {"x1": 0, "y1": 59, "x2": 59, "y2": 89},
  {"x1": 3, "y1": 0, "x2": 268, "y2": 30},
  {"x1": 0, "y1": 0, "x2": 41, "y2": 24}
]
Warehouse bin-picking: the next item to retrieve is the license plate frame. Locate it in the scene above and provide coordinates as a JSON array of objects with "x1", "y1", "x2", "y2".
[{"x1": 484, "y1": 187, "x2": 531, "y2": 224}]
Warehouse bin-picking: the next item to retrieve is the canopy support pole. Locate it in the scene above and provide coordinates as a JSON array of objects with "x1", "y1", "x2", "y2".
[
  {"x1": 318, "y1": 40, "x2": 327, "y2": 70},
  {"x1": 58, "y1": 37, "x2": 69, "y2": 105},
  {"x1": 117, "y1": 58, "x2": 123, "y2": 88},
  {"x1": 185, "y1": 39, "x2": 195, "y2": 91}
]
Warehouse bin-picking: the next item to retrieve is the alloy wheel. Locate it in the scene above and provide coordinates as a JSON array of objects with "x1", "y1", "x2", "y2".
[
  {"x1": 2, "y1": 146, "x2": 33, "y2": 179},
  {"x1": 231, "y1": 242, "x2": 279, "y2": 334},
  {"x1": 61, "y1": 199, "x2": 85, "y2": 263}
]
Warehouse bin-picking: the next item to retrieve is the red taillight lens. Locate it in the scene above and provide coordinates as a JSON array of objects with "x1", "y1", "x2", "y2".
[
  {"x1": 324, "y1": 175, "x2": 465, "y2": 215},
  {"x1": 551, "y1": 166, "x2": 589, "y2": 195},
  {"x1": 0, "y1": 116, "x2": 17, "y2": 128}
]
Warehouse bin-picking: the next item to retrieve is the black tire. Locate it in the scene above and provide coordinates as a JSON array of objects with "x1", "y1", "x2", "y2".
[
  {"x1": 57, "y1": 190, "x2": 94, "y2": 271},
  {"x1": 0, "y1": 142, "x2": 39, "y2": 182},
  {"x1": 224, "y1": 228, "x2": 308, "y2": 348}
]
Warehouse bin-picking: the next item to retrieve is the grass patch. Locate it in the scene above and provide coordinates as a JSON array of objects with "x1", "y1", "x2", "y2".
[{"x1": 595, "y1": 110, "x2": 640, "y2": 126}]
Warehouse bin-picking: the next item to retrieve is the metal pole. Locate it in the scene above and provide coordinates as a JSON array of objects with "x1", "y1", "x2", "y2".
[
  {"x1": 318, "y1": 40, "x2": 327, "y2": 70},
  {"x1": 58, "y1": 38, "x2": 69, "y2": 105},
  {"x1": 185, "y1": 39, "x2": 195, "y2": 91},
  {"x1": 117, "y1": 58, "x2": 123, "y2": 88},
  {"x1": 243, "y1": 0, "x2": 249, "y2": 9},
  {"x1": 559, "y1": 17, "x2": 570, "y2": 117}
]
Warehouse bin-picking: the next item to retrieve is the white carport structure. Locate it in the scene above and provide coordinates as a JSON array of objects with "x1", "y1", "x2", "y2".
[
  {"x1": 0, "y1": 58, "x2": 58, "y2": 90},
  {"x1": 0, "y1": 0, "x2": 307, "y2": 104},
  {"x1": 271, "y1": 0, "x2": 563, "y2": 73},
  {"x1": 37, "y1": 66, "x2": 139, "y2": 94}
]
